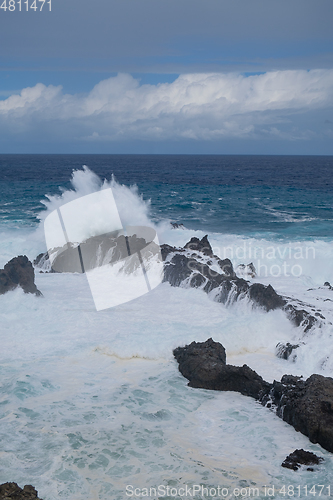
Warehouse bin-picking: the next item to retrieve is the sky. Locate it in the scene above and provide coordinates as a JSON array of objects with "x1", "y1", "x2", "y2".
[{"x1": 0, "y1": 0, "x2": 333, "y2": 154}]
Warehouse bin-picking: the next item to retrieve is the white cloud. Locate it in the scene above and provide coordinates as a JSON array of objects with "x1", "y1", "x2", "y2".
[{"x1": 1, "y1": 70, "x2": 333, "y2": 143}]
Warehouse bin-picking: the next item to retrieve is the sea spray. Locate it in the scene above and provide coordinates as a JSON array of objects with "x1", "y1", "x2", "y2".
[{"x1": 38, "y1": 167, "x2": 159, "y2": 238}]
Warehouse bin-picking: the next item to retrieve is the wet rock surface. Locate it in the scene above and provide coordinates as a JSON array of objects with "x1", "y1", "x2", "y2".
[
  {"x1": 248, "y1": 283, "x2": 285, "y2": 312},
  {"x1": 0, "y1": 256, "x2": 42, "y2": 296},
  {"x1": 161, "y1": 235, "x2": 320, "y2": 333},
  {"x1": 281, "y1": 449, "x2": 324, "y2": 471},
  {"x1": 33, "y1": 252, "x2": 53, "y2": 273},
  {"x1": 35, "y1": 234, "x2": 326, "y2": 336},
  {"x1": 235, "y1": 262, "x2": 256, "y2": 278},
  {"x1": 0, "y1": 483, "x2": 42, "y2": 499},
  {"x1": 173, "y1": 339, "x2": 270, "y2": 400},
  {"x1": 276, "y1": 342, "x2": 300, "y2": 361},
  {"x1": 174, "y1": 339, "x2": 333, "y2": 453},
  {"x1": 283, "y1": 303, "x2": 318, "y2": 332},
  {"x1": 271, "y1": 374, "x2": 333, "y2": 453},
  {"x1": 35, "y1": 232, "x2": 160, "y2": 274}
]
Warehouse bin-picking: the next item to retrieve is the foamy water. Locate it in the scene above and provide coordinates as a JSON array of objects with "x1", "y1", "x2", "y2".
[{"x1": 1, "y1": 167, "x2": 333, "y2": 499}]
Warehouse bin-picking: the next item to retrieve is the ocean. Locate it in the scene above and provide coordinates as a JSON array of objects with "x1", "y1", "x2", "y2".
[{"x1": 0, "y1": 154, "x2": 333, "y2": 499}]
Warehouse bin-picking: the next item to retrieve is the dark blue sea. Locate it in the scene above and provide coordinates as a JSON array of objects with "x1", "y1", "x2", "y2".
[{"x1": 1, "y1": 154, "x2": 333, "y2": 239}]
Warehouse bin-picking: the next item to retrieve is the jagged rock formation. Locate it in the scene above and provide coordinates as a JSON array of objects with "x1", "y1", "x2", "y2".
[
  {"x1": 33, "y1": 252, "x2": 53, "y2": 273},
  {"x1": 0, "y1": 256, "x2": 42, "y2": 296},
  {"x1": 174, "y1": 339, "x2": 333, "y2": 453},
  {"x1": 170, "y1": 222, "x2": 185, "y2": 229},
  {"x1": 235, "y1": 262, "x2": 256, "y2": 278},
  {"x1": 270, "y1": 374, "x2": 333, "y2": 453},
  {"x1": 281, "y1": 449, "x2": 323, "y2": 471},
  {"x1": 161, "y1": 235, "x2": 320, "y2": 334},
  {"x1": 283, "y1": 302, "x2": 319, "y2": 333},
  {"x1": 248, "y1": 283, "x2": 285, "y2": 311},
  {"x1": 34, "y1": 231, "x2": 160, "y2": 274},
  {"x1": 35, "y1": 233, "x2": 326, "y2": 340},
  {"x1": 0, "y1": 482, "x2": 42, "y2": 499},
  {"x1": 276, "y1": 342, "x2": 300, "y2": 361},
  {"x1": 174, "y1": 338, "x2": 271, "y2": 399}
]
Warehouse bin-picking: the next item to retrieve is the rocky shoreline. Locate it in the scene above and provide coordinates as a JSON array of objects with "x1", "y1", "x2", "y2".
[
  {"x1": 174, "y1": 338, "x2": 333, "y2": 454},
  {"x1": 161, "y1": 235, "x2": 324, "y2": 337},
  {"x1": 1, "y1": 233, "x2": 333, "y2": 477},
  {"x1": 32, "y1": 233, "x2": 327, "y2": 352}
]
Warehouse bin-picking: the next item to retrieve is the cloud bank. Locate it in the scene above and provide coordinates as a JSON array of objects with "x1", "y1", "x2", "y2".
[{"x1": 1, "y1": 70, "x2": 333, "y2": 150}]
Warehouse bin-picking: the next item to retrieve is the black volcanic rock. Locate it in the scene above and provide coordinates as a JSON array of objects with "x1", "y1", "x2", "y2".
[
  {"x1": 173, "y1": 338, "x2": 226, "y2": 383},
  {"x1": 283, "y1": 303, "x2": 317, "y2": 332},
  {"x1": 36, "y1": 232, "x2": 160, "y2": 274},
  {"x1": 0, "y1": 256, "x2": 42, "y2": 296},
  {"x1": 184, "y1": 235, "x2": 213, "y2": 256},
  {"x1": 272, "y1": 374, "x2": 333, "y2": 453},
  {"x1": 174, "y1": 338, "x2": 333, "y2": 453},
  {"x1": 36, "y1": 234, "x2": 321, "y2": 335},
  {"x1": 33, "y1": 252, "x2": 54, "y2": 273},
  {"x1": 163, "y1": 253, "x2": 194, "y2": 287},
  {"x1": 216, "y1": 258, "x2": 235, "y2": 278},
  {"x1": 276, "y1": 342, "x2": 300, "y2": 360},
  {"x1": 162, "y1": 235, "x2": 319, "y2": 334},
  {"x1": 0, "y1": 482, "x2": 43, "y2": 499},
  {"x1": 281, "y1": 449, "x2": 323, "y2": 471},
  {"x1": 248, "y1": 283, "x2": 286, "y2": 312},
  {"x1": 162, "y1": 238, "x2": 247, "y2": 298},
  {"x1": 160, "y1": 244, "x2": 179, "y2": 262},
  {"x1": 33, "y1": 253, "x2": 47, "y2": 268},
  {"x1": 236, "y1": 262, "x2": 256, "y2": 278},
  {"x1": 173, "y1": 339, "x2": 270, "y2": 399}
]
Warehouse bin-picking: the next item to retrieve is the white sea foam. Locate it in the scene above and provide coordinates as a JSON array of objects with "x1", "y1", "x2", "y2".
[
  {"x1": 1, "y1": 166, "x2": 333, "y2": 499},
  {"x1": 1, "y1": 275, "x2": 332, "y2": 499}
]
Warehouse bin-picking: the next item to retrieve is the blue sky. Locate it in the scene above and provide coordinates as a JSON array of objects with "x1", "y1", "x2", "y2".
[{"x1": 0, "y1": 0, "x2": 333, "y2": 153}]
